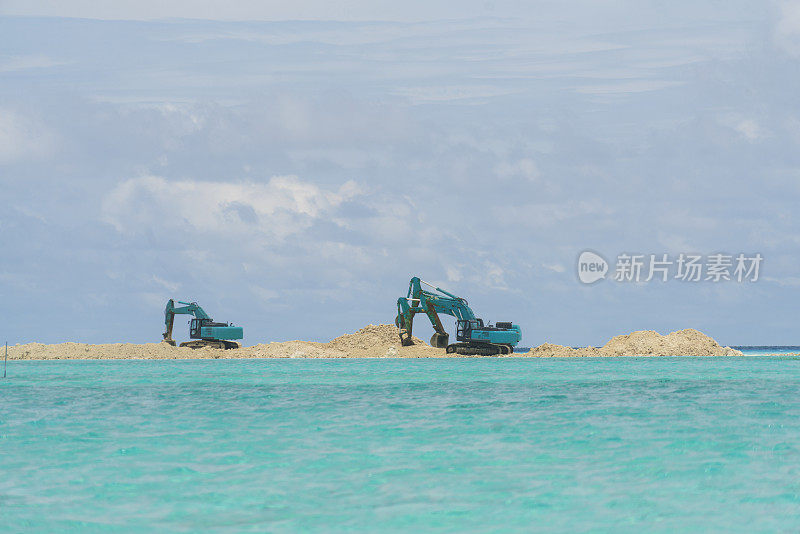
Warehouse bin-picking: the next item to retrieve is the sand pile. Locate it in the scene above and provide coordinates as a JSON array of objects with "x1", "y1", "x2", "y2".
[
  {"x1": 329, "y1": 324, "x2": 413, "y2": 352},
  {"x1": 524, "y1": 329, "x2": 743, "y2": 357},
  {"x1": 6, "y1": 326, "x2": 742, "y2": 360},
  {"x1": 240, "y1": 325, "x2": 440, "y2": 359},
  {"x1": 6, "y1": 325, "x2": 442, "y2": 360},
  {"x1": 10, "y1": 342, "x2": 217, "y2": 360},
  {"x1": 327, "y1": 324, "x2": 443, "y2": 357},
  {"x1": 8, "y1": 343, "x2": 184, "y2": 360}
]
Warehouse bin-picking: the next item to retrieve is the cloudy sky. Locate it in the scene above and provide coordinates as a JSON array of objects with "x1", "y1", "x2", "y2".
[{"x1": 1, "y1": 1, "x2": 799, "y2": 346}]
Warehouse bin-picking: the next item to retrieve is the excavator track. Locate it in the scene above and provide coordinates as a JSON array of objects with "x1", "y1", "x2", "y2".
[
  {"x1": 445, "y1": 343, "x2": 514, "y2": 356},
  {"x1": 179, "y1": 340, "x2": 240, "y2": 350}
]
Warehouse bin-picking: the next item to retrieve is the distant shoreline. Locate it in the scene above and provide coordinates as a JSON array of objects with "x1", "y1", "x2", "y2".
[
  {"x1": 2, "y1": 325, "x2": 759, "y2": 360},
  {"x1": 6, "y1": 354, "x2": 798, "y2": 362}
]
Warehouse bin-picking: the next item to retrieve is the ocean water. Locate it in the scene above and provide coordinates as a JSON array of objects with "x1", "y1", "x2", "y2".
[{"x1": 2, "y1": 356, "x2": 800, "y2": 532}]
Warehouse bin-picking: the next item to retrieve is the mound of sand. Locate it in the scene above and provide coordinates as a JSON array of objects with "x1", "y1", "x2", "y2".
[
  {"x1": 329, "y1": 324, "x2": 416, "y2": 352},
  {"x1": 241, "y1": 325, "x2": 440, "y2": 359},
  {"x1": 524, "y1": 329, "x2": 743, "y2": 358},
  {"x1": 6, "y1": 325, "x2": 442, "y2": 360},
  {"x1": 10, "y1": 341, "x2": 215, "y2": 360},
  {"x1": 5, "y1": 325, "x2": 742, "y2": 360}
]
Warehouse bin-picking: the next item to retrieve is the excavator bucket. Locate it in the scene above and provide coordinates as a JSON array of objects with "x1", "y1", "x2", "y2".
[
  {"x1": 395, "y1": 309, "x2": 415, "y2": 346},
  {"x1": 430, "y1": 332, "x2": 449, "y2": 348}
]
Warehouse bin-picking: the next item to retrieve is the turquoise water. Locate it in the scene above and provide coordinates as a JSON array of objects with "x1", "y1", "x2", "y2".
[{"x1": 2, "y1": 357, "x2": 800, "y2": 532}]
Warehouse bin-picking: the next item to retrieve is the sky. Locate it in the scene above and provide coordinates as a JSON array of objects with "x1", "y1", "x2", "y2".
[{"x1": 1, "y1": 1, "x2": 799, "y2": 346}]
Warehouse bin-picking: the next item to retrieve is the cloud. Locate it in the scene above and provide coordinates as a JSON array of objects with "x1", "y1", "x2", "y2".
[
  {"x1": 0, "y1": 108, "x2": 56, "y2": 163},
  {"x1": 497, "y1": 201, "x2": 615, "y2": 229},
  {"x1": 0, "y1": 0, "x2": 554, "y2": 22},
  {"x1": 0, "y1": 0, "x2": 529, "y2": 22},
  {"x1": 485, "y1": 263, "x2": 508, "y2": 290},
  {"x1": 775, "y1": 0, "x2": 800, "y2": 56},
  {"x1": 393, "y1": 85, "x2": 519, "y2": 104},
  {"x1": 2, "y1": 11, "x2": 798, "y2": 345},
  {"x1": 718, "y1": 114, "x2": 769, "y2": 142},
  {"x1": 249, "y1": 285, "x2": 279, "y2": 302},
  {"x1": 764, "y1": 276, "x2": 800, "y2": 287},
  {"x1": 151, "y1": 275, "x2": 180, "y2": 293},
  {"x1": 0, "y1": 55, "x2": 66, "y2": 72},
  {"x1": 102, "y1": 175, "x2": 361, "y2": 241},
  {"x1": 543, "y1": 263, "x2": 565, "y2": 273},
  {"x1": 735, "y1": 119, "x2": 767, "y2": 141},
  {"x1": 575, "y1": 80, "x2": 685, "y2": 95},
  {"x1": 495, "y1": 158, "x2": 540, "y2": 182},
  {"x1": 445, "y1": 266, "x2": 462, "y2": 282}
]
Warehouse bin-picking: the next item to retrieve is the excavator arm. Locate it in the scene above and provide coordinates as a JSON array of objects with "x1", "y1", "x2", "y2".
[
  {"x1": 162, "y1": 299, "x2": 213, "y2": 346},
  {"x1": 396, "y1": 277, "x2": 476, "y2": 348},
  {"x1": 395, "y1": 276, "x2": 522, "y2": 355}
]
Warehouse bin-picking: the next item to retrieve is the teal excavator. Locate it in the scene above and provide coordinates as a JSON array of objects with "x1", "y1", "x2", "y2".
[
  {"x1": 162, "y1": 299, "x2": 243, "y2": 349},
  {"x1": 395, "y1": 277, "x2": 522, "y2": 356}
]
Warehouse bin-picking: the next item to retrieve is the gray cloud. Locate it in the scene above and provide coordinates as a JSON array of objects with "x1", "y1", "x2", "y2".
[{"x1": 1, "y1": 7, "x2": 798, "y2": 345}]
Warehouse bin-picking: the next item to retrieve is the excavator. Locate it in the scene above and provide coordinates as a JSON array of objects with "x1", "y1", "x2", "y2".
[
  {"x1": 162, "y1": 299, "x2": 243, "y2": 349},
  {"x1": 395, "y1": 277, "x2": 522, "y2": 356}
]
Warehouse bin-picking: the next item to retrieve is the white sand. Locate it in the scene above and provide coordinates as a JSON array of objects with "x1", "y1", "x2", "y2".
[
  {"x1": 523, "y1": 329, "x2": 743, "y2": 357},
  {"x1": 5, "y1": 325, "x2": 743, "y2": 360},
  {"x1": 6, "y1": 325, "x2": 441, "y2": 360}
]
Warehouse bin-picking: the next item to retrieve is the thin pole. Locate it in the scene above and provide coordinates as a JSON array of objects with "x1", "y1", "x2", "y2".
[{"x1": 3, "y1": 342, "x2": 7, "y2": 378}]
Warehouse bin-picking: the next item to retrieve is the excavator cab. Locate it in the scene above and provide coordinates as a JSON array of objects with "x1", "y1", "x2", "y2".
[
  {"x1": 188, "y1": 318, "x2": 206, "y2": 339},
  {"x1": 189, "y1": 319, "x2": 200, "y2": 339},
  {"x1": 456, "y1": 319, "x2": 484, "y2": 342},
  {"x1": 189, "y1": 318, "x2": 238, "y2": 341}
]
